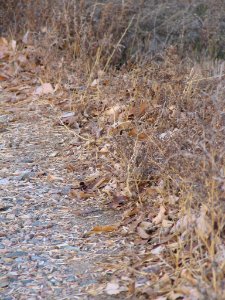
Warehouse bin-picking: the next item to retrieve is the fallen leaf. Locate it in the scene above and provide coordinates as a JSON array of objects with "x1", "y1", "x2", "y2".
[
  {"x1": 69, "y1": 190, "x2": 95, "y2": 200},
  {"x1": 57, "y1": 112, "x2": 78, "y2": 128},
  {"x1": 22, "y1": 30, "x2": 30, "y2": 44},
  {"x1": 137, "y1": 226, "x2": 150, "y2": 239},
  {"x1": 87, "y1": 284, "x2": 105, "y2": 296},
  {"x1": 10, "y1": 39, "x2": 17, "y2": 51},
  {"x1": 105, "y1": 105, "x2": 122, "y2": 117},
  {"x1": 92, "y1": 177, "x2": 109, "y2": 190},
  {"x1": 0, "y1": 276, "x2": 10, "y2": 288},
  {"x1": 91, "y1": 78, "x2": 99, "y2": 86},
  {"x1": 195, "y1": 205, "x2": 212, "y2": 240},
  {"x1": 180, "y1": 269, "x2": 197, "y2": 285},
  {"x1": 105, "y1": 281, "x2": 127, "y2": 295},
  {"x1": 110, "y1": 194, "x2": 128, "y2": 209},
  {"x1": 0, "y1": 37, "x2": 8, "y2": 47},
  {"x1": 128, "y1": 101, "x2": 149, "y2": 118},
  {"x1": 137, "y1": 221, "x2": 153, "y2": 239},
  {"x1": 105, "y1": 282, "x2": 120, "y2": 295},
  {"x1": 152, "y1": 205, "x2": 166, "y2": 225},
  {"x1": 172, "y1": 214, "x2": 196, "y2": 234},
  {"x1": 162, "y1": 219, "x2": 173, "y2": 228},
  {"x1": 151, "y1": 245, "x2": 166, "y2": 255},
  {"x1": 90, "y1": 225, "x2": 118, "y2": 234},
  {"x1": 34, "y1": 83, "x2": 54, "y2": 95},
  {"x1": 0, "y1": 74, "x2": 8, "y2": 81},
  {"x1": 47, "y1": 174, "x2": 63, "y2": 182}
]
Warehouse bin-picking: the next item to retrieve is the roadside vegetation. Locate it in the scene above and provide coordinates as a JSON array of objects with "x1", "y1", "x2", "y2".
[{"x1": 1, "y1": 1, "x2": 225, "y2": 298}]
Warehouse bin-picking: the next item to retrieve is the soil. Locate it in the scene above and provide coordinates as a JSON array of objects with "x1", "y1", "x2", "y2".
[{"x1": 0, "y1": 90, "x2": 124, "y2": 299}]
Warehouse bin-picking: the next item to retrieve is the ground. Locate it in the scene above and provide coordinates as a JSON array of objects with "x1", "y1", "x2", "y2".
[
  {"x1": 1, "y1": 37, "x2": 225, "y2": 300},
  {"x1": 0, "y1": 85, "x2": 125, "y2": 299}
]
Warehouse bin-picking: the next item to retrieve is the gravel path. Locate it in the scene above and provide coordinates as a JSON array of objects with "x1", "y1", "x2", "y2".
[{"x1": 0, "y1": 93, "x2": 123, "y2": 299}]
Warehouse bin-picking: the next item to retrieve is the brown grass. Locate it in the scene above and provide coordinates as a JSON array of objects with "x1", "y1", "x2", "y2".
[
  {"x1": 1, "y1": 0, "x2": 225, "y2": 298},
  {"x1": 2, "y1": 0, "x2": 225, "y2": 66}
]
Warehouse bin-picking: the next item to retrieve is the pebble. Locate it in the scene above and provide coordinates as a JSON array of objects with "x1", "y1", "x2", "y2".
[
  {"x1": 0, "y1": 277, "x2": 10, "y2": 288},
  {"x1": 0, "y1": 178, "x2": 9, "y2": 185},
  {"x1": 6, "y1": 251, "x2": 28, "y2": 258},
  {"x1": 66, "y1": 275, "x2": 77, "y2": 282},
  {"x1": 0, "y1": 115, "x2": 9, "y2": 123},
  {"x1": 15, "y1": 257, "x2": 25, "y2": 263},
  {"x1": 21, "y1": 279, "x2": 34, "y2": 285},
  {"x1": 31, "y1": 255, "x2": 48, "y2": 262},
  {"x1": 14, "y1": 170, "x2": 35, "y2": 181},
  {"x1": 32, "y1": 221, "x2": 49, "y2": 227},
  {"x1": 20, "y1": 158, "x2": 34, "y2": 163}
]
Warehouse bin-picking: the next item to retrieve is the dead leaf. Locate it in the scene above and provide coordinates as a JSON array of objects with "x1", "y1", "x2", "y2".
[
  {"x1": 34, "y1": 83, "x2": 54, "y2": 95},
  {"x1": 151, "y1": 245, "x2": 166, "y2": 255},
  {"x1": 162, "y1": 219, "x2": 173, "y2": 228},
  {"x1": 99, "y1": 145, "x2": 109, "y2": 153},
  {"x1": 137, "y1": 221, "x2": 153, "y2": 239},
  {"x1": 22, "y1": 30, "x2": 30, "y2": 44},
  {"x1": 0, "y1": 74, "x2": 8, "y2": 81},
  {"x1": 172, "y1": 214, "x2": 196, "y2": 234},
  {"x1": 105, "y1": 281, "x2": 127, "y2": 295},
  {"x1": 92, "y1": 177, "x2": 109, "y2": 190},
  {"x1": 122, "y1": 207, "x2": 138, "y2": 219},
  {"x1": 87, "y1": 284, "x2": 105, "y2": 296},
  {"x1": 152, "y1": 205, "x2": 166, "y2": 225},
  {"x1": 105, "y1": 104, "x2": 122, "y2": 117},
  {"x1": 105, "y1": 282, "x2": 120, "y2": 295},
  {"x1": 110, "y1": 194, "x2": 128, "y2": 209},
  {"x1": 66, "y1": 163, "x2": 76, "y2": 172},
  {"x1": 180, "y1": 269, "x2": 197, "y2": 285},
  {"x1": 195, "y1": 205, "x2": 212, "y2": 240},
  {"x1": 10, "y1": 40, "x2": 17, "y2": 51},
  {"x1": 57, "y1": 112, "x2": 78, "y2": 128},
  {"x1": 0, "y1": 37, "x2": 8, "y2": 47},
  {"x1": 69, "y1": 190, "x2": 95, "y2": 200},
  {"x1": 47, "y1": 174, "x2": 62, "y2": 182},
  {"x1": 17, "y1": 54, "x2": 28, "y2": 66},
  {"x1": 0, "y1": 37, "x2": 9, "y2": 60},
  {"x1": 90, "y1": 225, "x2": 118, "y2": 234},
  {"x1": 91, "y1": 78, "x2": 99, "y2": 86}
]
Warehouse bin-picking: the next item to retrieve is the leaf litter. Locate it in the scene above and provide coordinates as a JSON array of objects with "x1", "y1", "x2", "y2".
[{"x1": 0, "y1": 37, "x2": 225, "y2": 300}]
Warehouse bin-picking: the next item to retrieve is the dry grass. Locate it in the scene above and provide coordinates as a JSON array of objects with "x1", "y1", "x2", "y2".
[
  {"x1": 2, "y1": 0, "x2": 225, "y2": 66},
  {"x1": 1, "y1": 0, "x2": 225, "y2": 298}
]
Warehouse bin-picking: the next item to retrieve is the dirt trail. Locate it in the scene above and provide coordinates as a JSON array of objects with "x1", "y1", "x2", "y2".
[{"x1": 0, "y1": 91, "x2": 123, "y2": 299}]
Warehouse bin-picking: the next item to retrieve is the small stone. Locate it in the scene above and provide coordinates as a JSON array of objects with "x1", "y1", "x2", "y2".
[
  {"x1": 0, "y1": 243, "x2": 5, "y2": 249},
  {"x1": 31, "y1": 255, "x2": 48, "y2": 262},
  {"x1": 0, "y1": 276, "x2": 10, "y2": 288},
  {"x1": 32, "y1": 221, "x2": 48, "y2": 227},
  {"x1": 21, "y1": 279, "x2": 34, "y2": 285},
  {"x1": 16, "y1": 199, "x2": 24, "y2": 205},
  {"x1": 61, "y1": 186, "x2": 71, "y2": 195},
  {"x1": 3, "y1": 257, "x2": 13, "y2": 263},
  {"x1": 6, "y1": 214, "x2": 15, "y2": 220},
  {"x1": 8, "y1": 276, "x2": 18, "y2": 283},
  {"x1": 66, "y1": 275, "x2": 77, "y2": 282},
  {"x1": 20, "y1": 158, "x2": 34, "y2": 163},
  {"x1": 0, "y1": 115, "x2": 9, "y2": 123},
  {"x1": 6, "y1": 251, "x2": 28, "y2": 258},
  {"x1": 49, "y1": 278, "x2": 59, "y2": 286},
  {"x1": 56, "y1": 243, "x2": 79, "y2": 251},
  {"x1": 15, "y1": 257, "x2": 25, "y2": 263},
  {"x1": 14, "y1": 170, "x2": 34, "y2": 181},
  {"x1": 0, "y1": 178, "x2": 9, "y2": 185}
]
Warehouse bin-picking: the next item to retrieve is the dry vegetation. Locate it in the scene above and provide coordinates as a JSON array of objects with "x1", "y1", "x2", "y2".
[{"x1": 1, "y1": 0, "x2": 225, "y2": 299}]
